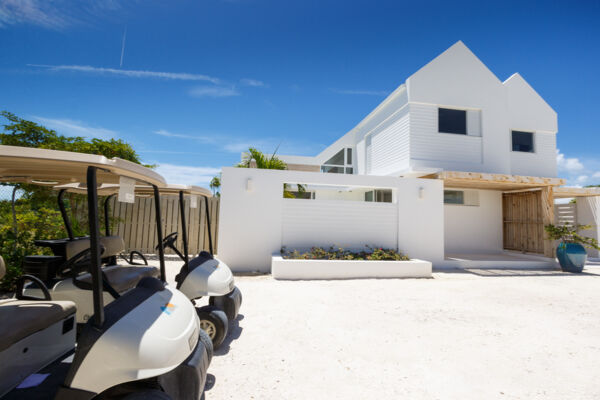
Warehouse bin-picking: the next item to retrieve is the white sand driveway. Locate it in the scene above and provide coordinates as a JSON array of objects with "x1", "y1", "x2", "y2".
[{"x1": 156, "y1": 261, "x2": 600, "y2": 400}]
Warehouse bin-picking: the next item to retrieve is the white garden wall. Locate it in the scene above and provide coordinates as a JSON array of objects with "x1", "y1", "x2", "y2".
[{"x1": 218, "y1": 167, "x2": 444, "y2": 272}]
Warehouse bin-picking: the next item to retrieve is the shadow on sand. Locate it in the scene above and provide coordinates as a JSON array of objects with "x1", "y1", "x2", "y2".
[{"x1": 215, "y1": 314, "x2": 244, "y2": 356}]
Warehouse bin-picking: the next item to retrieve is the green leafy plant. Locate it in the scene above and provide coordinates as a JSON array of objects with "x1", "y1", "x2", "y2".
[
  {"x1": 281, "y1": 245, "x2": 410, "y2": 261},
  {"x1": 544, "y1": 224, "x2": 600, "y2": 250}
]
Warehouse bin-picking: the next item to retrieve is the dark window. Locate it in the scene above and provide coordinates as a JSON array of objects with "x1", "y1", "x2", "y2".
[
  {"x1": 365, "y1": 191, "x2": 374, "y2": 202},
  {"x1": 444, "y1": 190, "x2": 464, "y2": 205},
  {"x1": 346, "y1": 148, "x2": 352, "y2": 164},
  {"x1": 438, "y1": 108, "x2": 467, "y2": 135},
  {"x1": 321, "y1": 165, "x2": 345, "y2": 174},
  {"x1": 324, "y1": 149, "x2": 345, "y2": 166},
  {"x1": 345, "y1": 167, "x2": 353, "y2": 174},
  {"x1": 512, "y1": 131, "x2": 534, "y2": 152},
  {"x1": 376, "y1": 189, "x2": 393, "y2": 203}
]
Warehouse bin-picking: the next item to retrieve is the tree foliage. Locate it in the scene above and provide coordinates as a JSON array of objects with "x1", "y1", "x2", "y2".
[
  {"x1": 236, "y1": 147, "x2": 287, "y2": 170},
  {"x1": 0, "y1": 111, "x2": 142, "y2": 163}
]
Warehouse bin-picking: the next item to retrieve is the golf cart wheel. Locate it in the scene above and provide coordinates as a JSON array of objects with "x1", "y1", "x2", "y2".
[
  {"x1": 209, "y1": 286, "x2": 242, "y2": 321},
  {"x1": 196, "y1": 306, "x2": 228, "y2": 349},
  {"x1": 198, "y1": 326, "x2": 214, "y2": 362},
  {"x1": 122, "y1": 389, "x2": 171, "y2": 399}
]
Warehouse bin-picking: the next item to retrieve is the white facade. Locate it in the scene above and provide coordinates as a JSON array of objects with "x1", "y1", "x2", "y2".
[{"x1": 278, "y1": 41, "x2": 558, "y2": 179}]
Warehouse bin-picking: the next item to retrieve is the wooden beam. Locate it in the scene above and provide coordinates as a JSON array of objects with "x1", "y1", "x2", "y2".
[
  {"x1": 427, "y1": 171, "x2": 566, "y2": 191},
  {"x1": 540, "y1": 186, "x2": 555, "y2": 258}
]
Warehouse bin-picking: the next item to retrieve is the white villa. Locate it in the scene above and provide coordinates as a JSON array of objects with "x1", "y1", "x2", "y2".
[{"x1": 218, "y1": 41, "x2": 596, "y2": 274}]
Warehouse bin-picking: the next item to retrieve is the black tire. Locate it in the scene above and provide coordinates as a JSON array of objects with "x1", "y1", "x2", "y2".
[
  {"x1": 196, "y1": 306, "x2": 228, "y2": 349},
  {"x1": 209, "y1": 286, "x2": 242, "y2": 321},
  {"x1": 198, "y1": 326, "x2": 214, "y2": 363},
  {"x1": 122, "y1": 389, "x2": 171, "y2": 399}
]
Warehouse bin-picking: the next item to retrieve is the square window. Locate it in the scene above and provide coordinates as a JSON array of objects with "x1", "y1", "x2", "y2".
[
  {"x1": 439, "y1": 108, "x2": 467, "y2": 135},
  {"x1": 444, "y1": 190, "x2": 464, "y2": 205},
  {"x1": 512, "y1": 131, "x2": 534, "y2": 152}
]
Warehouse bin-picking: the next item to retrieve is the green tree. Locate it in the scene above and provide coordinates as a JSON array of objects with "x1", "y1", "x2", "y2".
[
  {"x1": 236, "y1": 147, "x2": 287, "y2": 170},
  {"x1": 235, "y1": 147, "x2": 307, "y2": 198},
  {"x1": 0, "y1": 111, "x2": 142, "y2": 163},
  {"x1": 210, "y1": 175, "x2": 221, "y2": 197}
]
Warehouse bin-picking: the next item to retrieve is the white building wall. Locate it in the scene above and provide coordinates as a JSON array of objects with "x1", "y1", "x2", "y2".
[
  {"x1": 218, "y1": 167, "x2": 444, "y2": 272},
  {"x1": 510, "y1": 132, "x2": 557, "y2": 177},
  {"x1": 444, "y1": 189, "x2": 503, "y2": 254},
  {"x1": 406, "y1": 41, "x2": 511, "y2": 174},
  {"x1": 576, "y1": 197, "x2": 600, "y2": 258},
  {"x1": 409, "y1": 103, "x2": 483, "y2": 167},
  {"x1": 367, "y1": 105, "x2": 410, "y2": 175}
]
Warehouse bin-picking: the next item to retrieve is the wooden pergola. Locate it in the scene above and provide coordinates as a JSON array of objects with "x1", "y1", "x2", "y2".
[{"x1": 423, "y1": 171, "x2": 566, "y2": 258}]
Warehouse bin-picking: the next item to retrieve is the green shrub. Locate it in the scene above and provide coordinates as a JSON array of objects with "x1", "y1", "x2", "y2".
[
  {"x1": 0, "y1": 202, "x2": 66, "y2": 291},
  {"x1": 281, "y1": 245, "x2": 410, "y2": 261}
]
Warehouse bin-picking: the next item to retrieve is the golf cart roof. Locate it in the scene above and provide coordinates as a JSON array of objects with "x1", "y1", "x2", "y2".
[
  {"x1": 55, "y1": 182, "x2": 212, "y2": 198},
  {"x1": 0, "y1": 145, "x2": 165, "y2": 187}
]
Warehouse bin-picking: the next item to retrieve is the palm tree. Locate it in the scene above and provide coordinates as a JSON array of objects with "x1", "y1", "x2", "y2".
[
  {"x1": 237, "y1": 147, "x2": 287, "y2": 170},
  {"x1": 209, "y1": 175, "x2": 221, "y2": 196},
  {"x1": 236, "y1": 147, "x2": 306, "y2": 198}
]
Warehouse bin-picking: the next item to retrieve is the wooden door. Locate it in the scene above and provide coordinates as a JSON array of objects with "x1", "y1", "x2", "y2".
[{"x1": 503, "y1": 191, "x2": 545, "y2": 254}]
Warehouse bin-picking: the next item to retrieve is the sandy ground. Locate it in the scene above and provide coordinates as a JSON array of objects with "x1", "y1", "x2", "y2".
[{"x1": 155, "y1": 261, "x2": 600, "y2": 400}]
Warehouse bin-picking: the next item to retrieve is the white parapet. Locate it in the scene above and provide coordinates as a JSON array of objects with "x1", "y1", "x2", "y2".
[{"x1": 271, "y1": 254, "x2": 432, "y2": 280}]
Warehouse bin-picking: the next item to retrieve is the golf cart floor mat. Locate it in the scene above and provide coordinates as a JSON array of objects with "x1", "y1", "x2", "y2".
[{"x1": 3, "y1": 350, "x2": 74, "y2": 400}]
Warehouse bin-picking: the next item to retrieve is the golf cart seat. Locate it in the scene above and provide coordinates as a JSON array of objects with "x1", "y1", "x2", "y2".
[
  {"x1": 65, "y1": 237, "x2": 159, "y2": 294},
  {"x1": 78, "y1": 265, "x2": 160, "y2": 293},
  {"x1": 0, "y1": 298, "x2": 76, "y2": 352},
  {"x1": 0, "y1": 256, "x2": 76, "y2": 396}
]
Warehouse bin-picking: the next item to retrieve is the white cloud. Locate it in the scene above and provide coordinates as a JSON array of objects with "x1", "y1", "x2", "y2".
[
  {"x1": 28, "y1": 64, "x2": 221, "y2": 84},
  {"x1": 575, "y1": 175, "x2": 589, "y2": 185},
  {"x1": 593, "y1": 172, "x2": 600, "y2": 179},
  {"x1": 189, "y1": 86, "x2": 239, "y2": 98},
  {"x1": 330, "y1": 88, "x2": 389, "y2": 96},
  {"x1": 240, "y1": 78, "x2": 266, "y2": 87},
  {"x1": 153, "y1": 129, "x2": 216, "y2": 144},
  {"x1": 556, "y1": 150, "x2": 584, "y2": 173},
  {"x1": 33, "y1": 116, "x2": 118, "y2": 140},
  {"x1": 155, "y1": 163, "x2": 220, "y2": 186},
  {"x1": 0, "y1": 0, "x2": 71, "y2": 29},
  {"x1": 0, "y1": 0, "x2": 123, "y2": 29}
]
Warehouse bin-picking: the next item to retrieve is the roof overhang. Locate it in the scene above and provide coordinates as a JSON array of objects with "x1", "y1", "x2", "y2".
[
  {"x1": 423, "y1": 171, "x2": 566, "y2": 191},
  {"x1": 0, "y1": 145, "x2": 165, "y2": 187},
  {"x1": 553, "y1": 187, "x2": 600, "y2": 198}
]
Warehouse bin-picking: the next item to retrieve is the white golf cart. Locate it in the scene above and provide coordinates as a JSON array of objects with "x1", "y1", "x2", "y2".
[
  {"x1": 54, "y1": 183, "x2": 242, "y2": 349},
  {"x1": 0, "y1": 145, "x2": 210, "y2": 399}
]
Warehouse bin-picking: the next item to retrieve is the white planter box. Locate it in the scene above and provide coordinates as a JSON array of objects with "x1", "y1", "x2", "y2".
[{"x1": 271, "y1": 254, "x2": 432, "y2": 280}]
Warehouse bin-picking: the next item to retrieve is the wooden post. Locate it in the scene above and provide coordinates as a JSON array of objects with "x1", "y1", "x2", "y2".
[{"x1": 541, "y1": 186, "x2": 555, "y2": 258}]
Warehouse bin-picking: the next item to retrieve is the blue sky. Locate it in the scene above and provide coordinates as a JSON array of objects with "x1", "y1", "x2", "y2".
[{"x1": 0, "y1": 0, "x2": 599, "y2": 186}]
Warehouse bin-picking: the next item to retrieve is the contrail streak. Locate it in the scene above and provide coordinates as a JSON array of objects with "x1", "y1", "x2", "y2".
[{"x1": 120, "y1": 26, "x2": 127, "y2": 68}]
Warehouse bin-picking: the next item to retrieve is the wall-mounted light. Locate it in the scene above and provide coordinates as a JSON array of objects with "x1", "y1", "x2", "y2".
[
  {"x1": 419, "y1": 187, "x2": 425, "y2": 199},
  {"x1": 246, "y1": 178, "x2": 253, "y2": 192}
]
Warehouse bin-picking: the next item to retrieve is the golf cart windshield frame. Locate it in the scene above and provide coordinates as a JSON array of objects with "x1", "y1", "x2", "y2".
[{"x1": 0, "y1": 145, "x2": 167, "y2": 329}]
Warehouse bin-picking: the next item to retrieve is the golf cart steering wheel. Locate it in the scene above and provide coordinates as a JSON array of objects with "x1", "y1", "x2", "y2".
[{"x1": 157, "y1": 232, "x2": 178, "y2": 250}]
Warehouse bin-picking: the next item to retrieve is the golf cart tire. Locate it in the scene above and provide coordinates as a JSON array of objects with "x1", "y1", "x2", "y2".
[
  {"x1": 122, "y1": 389, "x2": 172, "y2": 399},
  {"x1": 198, "y1": 327, "x2": 214, "y2": 362},
  {"x1": 209, "y1": 286, "x2": 242, "y2": 321},
  {"x1": 196, "y1": 306, "x2": 228, "y2": 349}
]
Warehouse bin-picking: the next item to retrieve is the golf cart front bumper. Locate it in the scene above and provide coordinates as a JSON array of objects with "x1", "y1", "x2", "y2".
[
  {"x1": 210, "y1": 286, "x2": 242, "y2": 321},
  {"x1": 159, "y1": 335, "x2": 210, "y2": 400}
]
